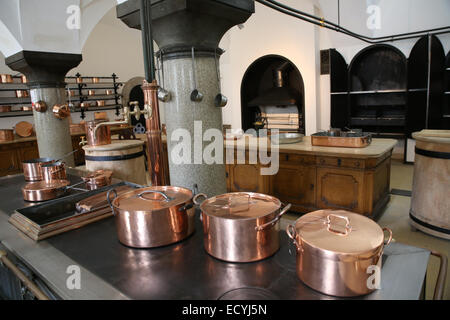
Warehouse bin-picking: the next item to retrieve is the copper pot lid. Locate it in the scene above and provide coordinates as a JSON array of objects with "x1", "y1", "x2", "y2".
[
  {"x1": 112, "y1": 186, "x2": 193, "y2": 212},
  {"x1": 23, "y1": 179, "x2": 70, "y2": 192},
  {"x1": 292, "y1": 210, "x2": 385, "y2": 255},
  {"x1": 200, "y1": 192, "x2": 281, "y2": 220}
]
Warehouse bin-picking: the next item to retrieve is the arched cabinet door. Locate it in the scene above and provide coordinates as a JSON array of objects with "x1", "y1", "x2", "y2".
[
  {"x1": 329, "y1": 49, "x2": 349, "y2": 129},
  {"x1": 407, "y1": 35, "x2": 446, "y2": 134},
  {"x1": 443, "y1": 51, "x2": 450, "y2": 129}
]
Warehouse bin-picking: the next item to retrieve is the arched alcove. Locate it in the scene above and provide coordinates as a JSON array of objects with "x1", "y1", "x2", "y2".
[{"x1": 240, "y1": 55, "x2": 305, "y2": 133}]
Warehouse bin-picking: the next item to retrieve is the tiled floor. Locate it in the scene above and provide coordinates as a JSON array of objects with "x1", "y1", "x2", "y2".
[{"x1": 285, "y1": 159, "x2": 449, "y2": 300}]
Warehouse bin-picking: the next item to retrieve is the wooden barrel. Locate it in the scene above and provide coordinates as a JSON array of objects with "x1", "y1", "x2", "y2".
[
  {"x1": 410, "y1": 130, "x2": 450, "y2": 239},
  {"x1": 83, "y1": 140, "x2": 147, "y2": 186}
]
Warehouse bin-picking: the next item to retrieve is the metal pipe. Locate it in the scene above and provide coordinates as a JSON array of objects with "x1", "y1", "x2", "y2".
[
  {"x1": 256, "y1": 0, "x2": 450, "y2": 44},
  {"x1": 0, "y1": 250, "x2": 50, "y2": 300},
  {"x1": 140, "y1": 0, "x2": 156, "y2": 81}
]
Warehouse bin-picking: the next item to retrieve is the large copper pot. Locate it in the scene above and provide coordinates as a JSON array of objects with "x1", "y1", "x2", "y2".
[
  {"x1": 22, "y1": 158, "x2": 55, "y2": 181},
  {"x1": 85, "y1": 120, "x2": 111, "y2": 146},
  {"x1": 107, "y1": 186, "x2": 201, "y2": 248},
  {"x1": 198, "y1": 192, "x2": 291, "y2": 262},
  {"x1": 286, "y1": 209, "x2": 393, "y2": 297}
]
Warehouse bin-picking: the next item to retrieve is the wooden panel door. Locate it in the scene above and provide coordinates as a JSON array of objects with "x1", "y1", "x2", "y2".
[
  {"x1": 272, "y1": 166, "x2": 316, "y2": 211},
  {"x1": 0, "y1": 150, "x2": 20, "y2": 176},
  {"x1": 316, "y1": 167, "x2": 364, "y2": 213},
  {"x1": 18, "y1": 143, "x2": 39, "y2": 163},
  {"x1": 228, "y1": 164, "x2": 270, "y2": 194}
]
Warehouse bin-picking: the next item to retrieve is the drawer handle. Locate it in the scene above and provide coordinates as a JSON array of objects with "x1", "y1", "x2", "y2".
[
  {"x1": 320, "y1": 159, "x2": 325, "y2": 165},
  {"x1": 355, "y1": 161, "x2": 360, "y2": 168},
  {"x1": 337, "y1": 159, "x2": 342, "y2": 166}
]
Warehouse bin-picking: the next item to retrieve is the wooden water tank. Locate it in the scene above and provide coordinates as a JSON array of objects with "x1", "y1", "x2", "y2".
[
  {"x1": 410, "y1": 130, "x2": 450, "y2": 239},
  {"x1": 83, "y1": 140, "x2": 147, "y2": 186}
]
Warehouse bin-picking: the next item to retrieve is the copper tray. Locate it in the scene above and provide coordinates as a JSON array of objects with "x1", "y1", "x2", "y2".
[{"x1": 311, "y1": 132, "x2": 372, "y2": 148}]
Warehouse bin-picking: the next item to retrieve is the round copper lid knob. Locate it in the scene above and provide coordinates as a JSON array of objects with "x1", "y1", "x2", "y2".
[{"x1": 53, "y1": 104, "x2": 70, "y2": 119}]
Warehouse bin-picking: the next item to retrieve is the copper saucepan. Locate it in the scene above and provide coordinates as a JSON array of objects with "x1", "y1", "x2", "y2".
[
  {"x1": 0, "y1": 106, "x2": 12, "y2": 113},
  {"x1": 107, "y1": 186, "x2": 202, "y2": 248},
  {"x1": 286, "y1": 209, "x2": 393, "y2": 297},
  {"x1": 22, "y1": 158, "x2": 55, "y2": 181},
  {"x1": 0, "y1": 74, "x2": 13, "y2": 83},
  {"x1": 82, "y1": 170, "x2": 113, "y2": 190},
  {"x1": 41, "y1": 161, "x2": 67, "y2": 182},
  {"x1": 22, "y1": 180, "x2": 86, "y2": 202},
  {"x1": 197, "y1": 192, "x2": 291, "y2": 262}
]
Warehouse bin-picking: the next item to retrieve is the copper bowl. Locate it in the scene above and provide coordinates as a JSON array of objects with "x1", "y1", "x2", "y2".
[
  {"x1": 0, "y1": 129, "x2": 14, "y2": 142},
  {"x1": 0, "y1": 106, "x2": 12, "y2": 112},
  {"x1": 22, "y1": 158, "x2": 55, "y2": 181},
  {"x1": 0, "y1": 74, "x2": 13, "y2": 83}
]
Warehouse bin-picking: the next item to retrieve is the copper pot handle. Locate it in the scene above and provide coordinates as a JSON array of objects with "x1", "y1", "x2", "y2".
[
  {"x1": 255, "y1": 203, "x2": 291, "y2": 231},
  {"x1": 137, "y1": 190, "x2": 173, "y2": 201},
  {"x1": 326, "y1": 214, "x2": 352, "y2": 236},
  {"x1": 382, "y1": 227, "x2": 393, "y2": 246},
  {"x1": 193, "y1": 193, "x2": 208, "y2": 205},
  {"x1": 107, "y1": 188, "x2": 118, "y2": 215},
  {"x1": 286, "y1": 224, "x2": 302, "y2": 251}
]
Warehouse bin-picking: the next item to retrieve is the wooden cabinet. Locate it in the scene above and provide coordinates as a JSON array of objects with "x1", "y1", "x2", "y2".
[
  {"x1": 226, "y1": 149, "x2": 392, "y2": 218},
  {"x1": 0, "y1": 149, "x2": 20, "y2": 176}
]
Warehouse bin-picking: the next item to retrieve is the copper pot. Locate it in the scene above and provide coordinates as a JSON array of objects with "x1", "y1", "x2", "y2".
[
  {"x1": 15, "y1": 90, "x2": 29, "y2": 98},
  {"x1": 88, "y1": 90, "x2": 95, "y2": 96},
  {"x1": 66, "y1": 90, "x2": 76, "y2": 97},
  {"x1": 41, "y1": 161, "x2": 67, "y2": 182},
  {"x1": 198, "y1": 192, "x2": 291, "y2": 262},
  {"x1": 0, "y1": 106, "x2": 12, "y2": 112},
  {"x1": 286, "y1": 210, "x2": 393, "y2": 297},
  {"x1": 85, "y1": 120, "x2": 111, "y2": 146},
  {"x1": 80, "y1": 102, "x2": 91, "y2": 109},
  {"x1": 22, "y1": 179, "x2": 71, "y2": 202},
  {"x1": 96, "y1": 100, "x2": 105, "y2": 107},
  {"x1": 0, "y1": 129, "x2": 14, "y2": 142},
  {"x1": 22, "y1": 158, "x2": 55, "y2": 181},
  {"x1": 92, "y1": 77, "x2": 100, "y2": 83},
  {"x1": 82, "y1": 170, "x2": 113, "y2": 190},
  {"x1": 107, "y1": 186, "x2": 198, "y2": 248},
  {"x1": 105, "y1": 89, "x2": 114, "y2": 95},
  {"x1": 21, "y1": 106, "x2": 33, "y2": 111},
  {"x1": 0, "y1": 74, "x2": 13, "y2": 83},
  {"x1": 76, "y1": 77, "x2": 83, "y2": 84},
  {"x1": 20, "y1": 75, "x2": 27, "y2": 83}
]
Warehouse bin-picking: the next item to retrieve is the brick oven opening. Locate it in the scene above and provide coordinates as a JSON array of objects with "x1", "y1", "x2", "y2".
[{"x1": 240, "y1": 55, "x2": 305, "y2": 133}]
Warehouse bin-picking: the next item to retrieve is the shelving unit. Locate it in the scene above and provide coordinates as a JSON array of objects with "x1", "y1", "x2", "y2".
[
  {"x1": 0, "y1": 73, "x2": 123, "y2": 120},
  {"x1": 444, "y1": 51, "x2": 450, "y2": 127}
]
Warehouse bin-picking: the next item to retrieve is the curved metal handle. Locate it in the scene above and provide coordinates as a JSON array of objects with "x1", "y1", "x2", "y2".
[
  {"x1": 106, "y1": 188, "x2": 118, "y2": 215},
  {"x1": 326, "y1": 213, "x2": 352, "y2": 236},
  {"x1": 193, "y1": 193, "x2": 208, "y2": 206},
  {"x1": 382, "y1": 227, "x2": 393, "y2": 246},
  {"x1": 286, "y1": 224, "x2": 302, "y2": 252},
  {"x1": 430, "y1": 251, "x2": 448, "y2": 300},
  {"x1": 137, "y1": 190, "x2": 173, "y2": 201},
  {"x1": 255, "y1": 203, "x2": 291, "y2": 231}
]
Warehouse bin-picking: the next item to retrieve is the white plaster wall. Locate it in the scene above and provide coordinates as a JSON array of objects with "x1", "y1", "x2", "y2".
[{"x1": 219, "y1": 0, "x2": 319, "y2": 135}]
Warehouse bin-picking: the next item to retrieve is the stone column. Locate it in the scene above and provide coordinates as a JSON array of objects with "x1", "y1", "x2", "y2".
[
  {"x1": 6, "y1": 51, "x2": 82, "y2": 167},
  {"x1": 117, "y1": 0, "x2": 254, "y2": 196}
]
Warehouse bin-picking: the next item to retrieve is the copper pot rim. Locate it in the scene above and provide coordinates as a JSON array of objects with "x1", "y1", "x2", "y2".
[
  {"x1": 22, "y1": 157, "x2": 55, "y2": 164},
  {"x1": 199, "y1": 192, "x2": 282, "y2": 221}
]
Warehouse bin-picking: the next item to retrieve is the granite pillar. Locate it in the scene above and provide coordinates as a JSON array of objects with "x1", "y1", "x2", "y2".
[
  {"x1": 6, "y1": 51, "x2": 82, "y2": 167},
  {"x1": 117, "y1": 0, "x2": 254, "y2": 195}
]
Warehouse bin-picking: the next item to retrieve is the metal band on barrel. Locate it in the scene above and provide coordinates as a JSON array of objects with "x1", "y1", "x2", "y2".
[
  {"x1": 409, "y1": 212, "x2": 450, "y2": 235},
  {"x1": 85, "y1": 151, "x2": 145, "y2": 162},
  {"x1": 415, "y1": 147, "x2": 450, "y2": 160}
]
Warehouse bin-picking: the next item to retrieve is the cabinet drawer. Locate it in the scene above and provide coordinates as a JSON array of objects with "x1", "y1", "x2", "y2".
[
  {"x1": 279, "y1": 153, "x2": 315, "y2": 165},
  {"x1": 316, "y1": 156, "x2": 365, "y2": 169}
]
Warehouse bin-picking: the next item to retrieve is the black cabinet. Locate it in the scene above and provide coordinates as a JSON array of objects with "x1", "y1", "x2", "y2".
[
  {"x1": 444, "y1": 52, "x2": 450, "y2": 128},
  {"x1": 329, "y1": 49, "x2": 349, "y2": 129}
]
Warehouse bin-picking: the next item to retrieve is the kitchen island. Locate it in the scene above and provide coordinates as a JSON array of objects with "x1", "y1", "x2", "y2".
[{"x1": 224, "y1": 136, "x2": 397, "y2": 218}]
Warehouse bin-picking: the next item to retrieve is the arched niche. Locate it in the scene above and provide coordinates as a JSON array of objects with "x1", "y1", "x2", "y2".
[{"x1": 240, "y1": 55, "x2": 305, "y2": 133}]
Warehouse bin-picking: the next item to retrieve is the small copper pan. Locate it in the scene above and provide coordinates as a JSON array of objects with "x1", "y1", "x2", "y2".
[
  {"x1": 82, "y1": 170, "x2": 113, "y2": 190},
  {"x1": 41, "y1": 161, "x2": 67, "y2": 182},
  {"x1": 22, "y1": 158, "x2": 55, "y2": 181}
]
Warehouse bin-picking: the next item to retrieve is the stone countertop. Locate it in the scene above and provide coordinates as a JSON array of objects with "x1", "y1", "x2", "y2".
[{"x1": 224, "y1": 135, "x2": 397, "y2": 159}]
